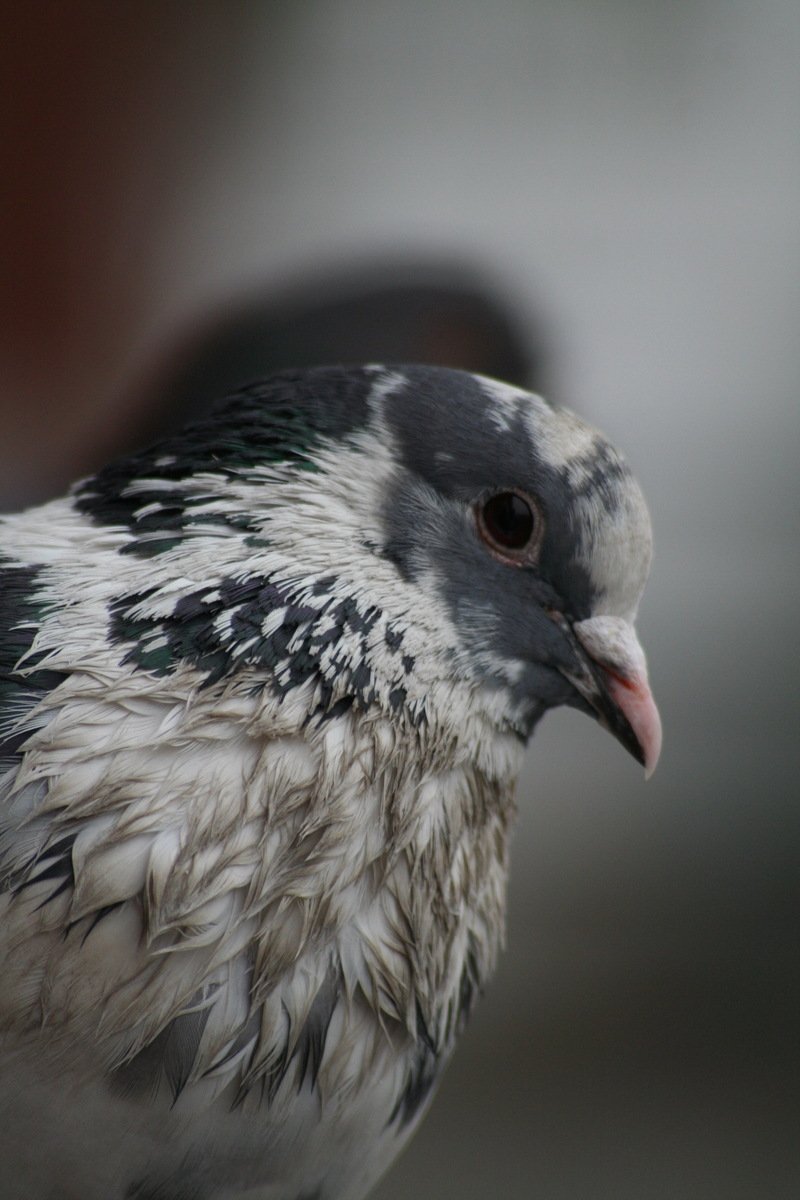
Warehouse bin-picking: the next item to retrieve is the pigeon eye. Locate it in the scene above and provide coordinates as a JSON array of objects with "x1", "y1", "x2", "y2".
[{"x1": 476, "y1": 490, "x2": 542, "y2": 564}]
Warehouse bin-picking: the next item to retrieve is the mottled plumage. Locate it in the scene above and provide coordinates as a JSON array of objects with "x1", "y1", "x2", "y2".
[{"x1": 0, "y1": 365, "x2": 660, "y2": 1199}]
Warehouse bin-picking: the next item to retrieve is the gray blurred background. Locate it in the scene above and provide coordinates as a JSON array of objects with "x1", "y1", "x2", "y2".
[{"x1": 2, "y1": 3, "x2": 798, "y2": 1197}]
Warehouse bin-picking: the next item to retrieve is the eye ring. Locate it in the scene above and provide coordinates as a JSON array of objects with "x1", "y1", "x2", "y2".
[{"x1": 474, "y1": 488, "x2": 544, "y2": 566}]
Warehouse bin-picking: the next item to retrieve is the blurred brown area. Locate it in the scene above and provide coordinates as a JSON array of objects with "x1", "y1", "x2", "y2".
[{"x1": 0, "y1": 3, "x2": 254, "y2": 504}]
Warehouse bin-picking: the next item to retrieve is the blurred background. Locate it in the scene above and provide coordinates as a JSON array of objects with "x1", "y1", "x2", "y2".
[{"x1": 2, "y1": 3, "x2": 798, "y2": 1197}]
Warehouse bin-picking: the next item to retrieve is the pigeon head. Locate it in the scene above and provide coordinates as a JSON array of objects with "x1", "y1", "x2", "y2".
[
  {"x1": 376, "y1": 366, "x2": 661, "y2": 773},
  {"x1": 76, "y1": 364, "x2": 660, "y2": 773}
]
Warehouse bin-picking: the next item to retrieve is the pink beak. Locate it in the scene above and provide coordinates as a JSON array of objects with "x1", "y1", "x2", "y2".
[{"x1": 568, "y1": 616, "x2": 662, "y2": 778}]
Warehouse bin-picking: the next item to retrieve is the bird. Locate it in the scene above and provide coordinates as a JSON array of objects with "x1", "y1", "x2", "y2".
[{"x1": 0, "y1": 364, "x2": 661, "y2": 1200}]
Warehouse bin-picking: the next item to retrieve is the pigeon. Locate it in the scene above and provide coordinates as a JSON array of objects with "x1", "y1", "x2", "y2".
[{"x1": 0, "y1": 365, "x2": 660, "y2": 1200}]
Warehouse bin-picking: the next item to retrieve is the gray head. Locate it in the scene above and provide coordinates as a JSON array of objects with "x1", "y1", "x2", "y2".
[{"x1": 78, "y1": 364, "x2": 661, "y2": 772}]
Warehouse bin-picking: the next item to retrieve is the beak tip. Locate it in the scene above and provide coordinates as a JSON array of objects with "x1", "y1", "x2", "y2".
[
  {"x1": 604, "y1": 669, "x2": 662, "y2": 781},
  {"x1": 640, "y1": 703, "x2": 662, "y2": 780}
]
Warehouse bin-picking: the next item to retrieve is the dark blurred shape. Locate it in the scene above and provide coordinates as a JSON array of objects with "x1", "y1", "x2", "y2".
[{"x1": 134, "y1": 260, "x2": 545, "y2": 444}]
